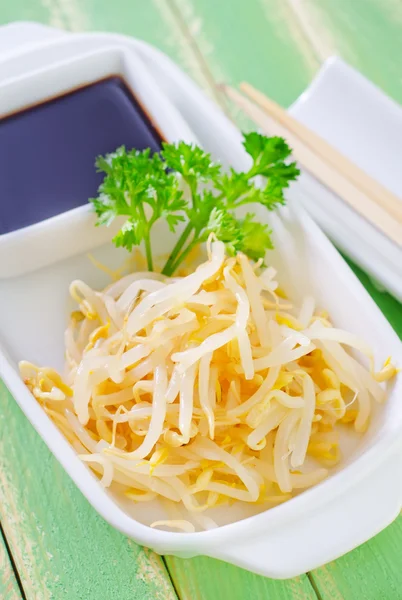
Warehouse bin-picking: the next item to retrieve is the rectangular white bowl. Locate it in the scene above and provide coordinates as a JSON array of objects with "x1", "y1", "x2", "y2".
[{"x1": 0, "y1": 23, "x2": 401, "y2": 579}]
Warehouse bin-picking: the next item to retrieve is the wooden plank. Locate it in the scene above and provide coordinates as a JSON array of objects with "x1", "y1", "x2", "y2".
[
  {"x1": 0, "y1": 528, "x2": 22, "y2": 600},
  {"x1": 159, "y1": 1, "x2": 319, "y2": 597},
  {"x1": 161, "y1": 0, "x2": 319, "y2": 130},
  {"x1": 168, "y1": 0, "x2": 316, "y2": 106},
  {"x1": 156, "y1": 3, "x2": 317, "y2": 596},
  {"x1": 0, "y1": 381, "x2": 177, "y2": 600},
  {"x1": 249, "y1": 4, "x2": 402, "y2": 596},
  {"x1": 265, "y1": 6, "x2": 402, "y2": 595},
  {"x1": 0, "y1": 7, "x2": 177, "y2": 598},
  {"x1": 165, "y1": 555, "x2": 317, "y2": 600}
]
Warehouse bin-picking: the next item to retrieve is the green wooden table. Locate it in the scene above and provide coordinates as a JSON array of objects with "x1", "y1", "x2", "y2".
[{"x1": 1, "y1": 1, "x2": 402, "y2": 598}]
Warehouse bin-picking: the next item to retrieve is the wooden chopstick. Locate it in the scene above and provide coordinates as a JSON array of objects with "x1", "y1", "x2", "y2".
[
  {"x1": 223, "y1": 83, "x2": 402, "y2": 247},
  {"x1": 240, "y1": 82, "x2": 402, "y2": 224}
]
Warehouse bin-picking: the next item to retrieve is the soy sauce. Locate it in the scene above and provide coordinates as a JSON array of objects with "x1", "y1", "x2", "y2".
[{"x1": 0, "y1": 76, "x2": 162, "y2": 235}]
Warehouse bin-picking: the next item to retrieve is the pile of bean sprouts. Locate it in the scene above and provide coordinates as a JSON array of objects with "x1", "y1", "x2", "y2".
[{"x1": 20, "y1": 239, "x2": 397, "y2": 532}]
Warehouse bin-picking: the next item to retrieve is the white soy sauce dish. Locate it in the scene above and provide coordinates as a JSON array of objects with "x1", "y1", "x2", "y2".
[{"x1": 0, "y1": 23, "x2": 401, "y2": 579}]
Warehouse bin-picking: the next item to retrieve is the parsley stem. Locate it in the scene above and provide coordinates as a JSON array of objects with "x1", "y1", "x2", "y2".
[
  {"x1": 144, "y1": 234, "x2": 153, "y2": 272},
  {"x1": 162, "y1": 222, "x2": 194, "y2": 276},
  {"x1": 168, "y1": 238, "x2": 198, "y2": 275},
  {"x1": 137, "y1": 203, "x2": 154, "y2": 271}
]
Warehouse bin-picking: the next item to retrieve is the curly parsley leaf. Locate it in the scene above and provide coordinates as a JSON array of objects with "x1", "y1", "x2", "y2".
[
  {"x1": 90, "y1": 132, "x2": 299, "y2": 275},
  {"x1": 113, "y1": 218, "x2": 147, "y2": 252},
  {"x1": 238, "y1": 214, "x2": 273, "y2": 262},
  {"x1": 90, "y1": 147, "x2": 187, "y2": 270},
  {"x1": 201, "y1": 208, "x2": 243, "y2": 255},
  {"x1": 161, "y1": 142, "x2": 221, "y2": 182}
]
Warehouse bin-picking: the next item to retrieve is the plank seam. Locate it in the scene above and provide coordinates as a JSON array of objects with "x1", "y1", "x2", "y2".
[
  {"x1": 307, "y1": 571, "x2": 323, "y2": 600},
  {"x1": 0, "y1": 521, "x2": 27, "y2": 600},
  {"x1": 283, "y1": 0, "x2": 334, "y2": 64},
  {"x1": 162, "y1": 556, "x2": 182, "y2": 600},
  {"x1": 165, "y1": 0, "x2": 231, "y2": 116}
]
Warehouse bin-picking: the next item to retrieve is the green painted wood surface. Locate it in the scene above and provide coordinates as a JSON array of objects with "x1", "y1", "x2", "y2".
[
  {"x1": 0, "y1": 1, "x2": 401, "y2": 599},
  {"x1": 0, "y1": 529, "x2": 21, "y2": 600}
]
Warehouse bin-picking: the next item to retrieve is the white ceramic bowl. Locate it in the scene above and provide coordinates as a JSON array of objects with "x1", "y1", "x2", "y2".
[
  {"x1": 0, "y1": 44, "x2": 198, "y2": 278},
  {"x1": 0, "y1": 23, "x2": 401, "y2": 579}
]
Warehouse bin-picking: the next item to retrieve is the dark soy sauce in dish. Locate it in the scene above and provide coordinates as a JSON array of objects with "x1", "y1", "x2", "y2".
[{"x1": 0, "y1": 76, "x2": 162, "y2": 235}]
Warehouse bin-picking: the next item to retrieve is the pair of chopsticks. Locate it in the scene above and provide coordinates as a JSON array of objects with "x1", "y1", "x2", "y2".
[{"x1": 223, "y1": 82, "x2": 402, "y2": 247}]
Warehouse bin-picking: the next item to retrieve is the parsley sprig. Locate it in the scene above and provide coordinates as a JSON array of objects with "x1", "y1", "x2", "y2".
[{"x1": 90, "y1": 133, "x2": 299, "y2": 276}]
